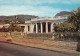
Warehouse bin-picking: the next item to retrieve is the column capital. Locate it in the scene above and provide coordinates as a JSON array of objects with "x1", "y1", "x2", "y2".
[{"x1": 46, "y1": 21, "x2": 48, "y2": 23}]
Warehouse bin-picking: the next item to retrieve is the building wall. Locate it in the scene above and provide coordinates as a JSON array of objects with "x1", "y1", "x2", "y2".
[
  {"x1": 0, "y1": 24, "x2": 3, "y2": 28},
  {"x1": 24, "y1": 16, "x2": 68, "y2": 34}
]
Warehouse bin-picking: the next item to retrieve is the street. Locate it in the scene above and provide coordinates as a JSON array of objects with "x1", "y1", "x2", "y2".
[{"x1": 0, "y1": 42, "x2": 77, "y2": 56}]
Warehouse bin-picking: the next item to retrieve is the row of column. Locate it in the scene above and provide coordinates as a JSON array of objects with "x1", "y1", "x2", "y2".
[{"x1": 36, "y1": 22, "x2": 53, "y2": 33}]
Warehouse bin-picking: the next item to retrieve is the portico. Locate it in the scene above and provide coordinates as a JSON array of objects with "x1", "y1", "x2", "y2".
[{"x1": 33, "y1": 22, "x2": 53, "y2": 33}]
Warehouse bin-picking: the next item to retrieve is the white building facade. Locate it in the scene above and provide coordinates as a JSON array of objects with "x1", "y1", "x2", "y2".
[{"x1": 21, "y1": 16, "x2": 67, "y2": 34}]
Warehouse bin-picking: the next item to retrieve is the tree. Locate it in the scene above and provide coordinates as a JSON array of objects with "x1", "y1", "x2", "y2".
[
  {"x1": 54, "y1": 22, "x2": 76, "y2": 32},
  {"x1": 8, "y1": 23, "x2": 22, "y2": 32},
  {"x1": 68, "y1": 7, "x2": 80, "y2": 32}
]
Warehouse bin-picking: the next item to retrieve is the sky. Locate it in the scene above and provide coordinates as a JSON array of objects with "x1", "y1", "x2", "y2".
[{"x1": 0, "y1": 0, "x2": 80, "y2": 17}]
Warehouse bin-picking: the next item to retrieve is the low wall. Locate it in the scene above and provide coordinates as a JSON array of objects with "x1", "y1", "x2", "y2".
[{"x1": 26, "y1": 33, "x2": 53, "y2": 38}]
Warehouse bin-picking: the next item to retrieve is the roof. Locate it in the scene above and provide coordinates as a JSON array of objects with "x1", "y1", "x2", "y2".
[{"x1": 25, "y1": 16, "x2": 68, "y2": 23}]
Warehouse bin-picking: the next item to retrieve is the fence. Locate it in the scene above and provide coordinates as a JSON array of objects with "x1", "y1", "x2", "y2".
[
  {"x1": 54, "y1": 32, "x2": 80, "y2": 42},
  {"x1": 1, "y1": 32, "x2": 80, "y2": 42}
]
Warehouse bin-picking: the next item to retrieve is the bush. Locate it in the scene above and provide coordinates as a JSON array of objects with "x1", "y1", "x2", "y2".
[{"x1": 54, "y1": 22, "x2": 76, "y2": 32}]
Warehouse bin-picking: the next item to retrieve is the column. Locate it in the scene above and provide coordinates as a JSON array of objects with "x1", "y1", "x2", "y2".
[
  {"x1": 30, "y1": 23, "x2": 34, "y2": 33},
  {"x1": 36, "y1": 23, "x2": 38, "y2": 33},
  {"x1": 46, "y1": 22, "x2": 48, "y2": 33},
  {"x1": 51, "y1": 22, "x2": 54, "y2": 33},
  {"x1": 32, "y1": 24, "x2": 34, "y2": 33},
  {"x1": 41, "y1": 22, "x2": 43, "y2": 33}
]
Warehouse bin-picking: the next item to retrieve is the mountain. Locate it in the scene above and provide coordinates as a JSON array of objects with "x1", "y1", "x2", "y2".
[
  {"x1": 0, "y1": 15, "x2": 38, "y2": 21},
  {"x1": 55, "y1": 11, "x2": 72, "y2": 17}
]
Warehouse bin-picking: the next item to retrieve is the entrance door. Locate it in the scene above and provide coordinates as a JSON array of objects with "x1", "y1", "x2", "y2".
[
  {"x1": 48, "y1": 23, "x2": 51, "y2": 32},
  {"x1": 43, "y1": 22, "x2": 46, "y2": 32}
]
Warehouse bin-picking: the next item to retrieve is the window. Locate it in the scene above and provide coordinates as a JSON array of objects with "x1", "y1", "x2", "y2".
[
  {"x1": 28, "y1": 26, "x2": 30, "y2": 31},
  {"x1": 21, "y1": 26, "x2": 25, "y2": 31}
]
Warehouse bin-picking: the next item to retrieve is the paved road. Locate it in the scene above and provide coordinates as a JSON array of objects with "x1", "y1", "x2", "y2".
[{"x1": 0, "y1": 42, "x2": 77, "y2": 56}]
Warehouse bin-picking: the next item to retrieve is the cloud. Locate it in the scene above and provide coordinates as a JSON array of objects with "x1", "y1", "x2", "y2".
[
  {"x1": 0, "y1": 0, "x2": 80, "y2": 5},
  {"x1": 31, "y1": 0, "x2": 80, "y2": 4},
  {"x1": 0, "y1": 5, "x2": 70, "y2": 17},
  {"x1": 60, "y1": 0, "x2": 80, "y2": 4},
  {"x1": 0, "y1": 0, "x2": 77, "y2": 17}
]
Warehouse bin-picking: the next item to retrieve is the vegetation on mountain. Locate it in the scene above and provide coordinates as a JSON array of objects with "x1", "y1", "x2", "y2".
[
  {"x1": 0, "y1": 15, "x2": 38, "y2": 20},
  {"x1": 55, "y1": 11, "x2": 72, "y2": 17},
  {"x1": 0, "y1": 15, "x2": 38, "y2": 24}
]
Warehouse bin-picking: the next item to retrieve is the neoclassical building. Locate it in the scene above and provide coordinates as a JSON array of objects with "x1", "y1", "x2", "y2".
[{"x1": 20, "y1": 16, "x2": 67, "y2": 34}]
